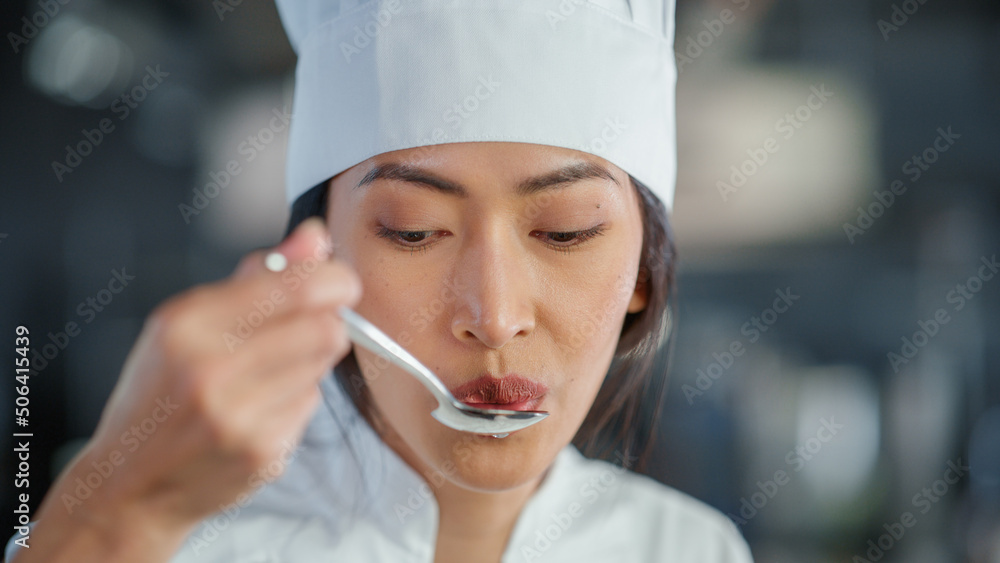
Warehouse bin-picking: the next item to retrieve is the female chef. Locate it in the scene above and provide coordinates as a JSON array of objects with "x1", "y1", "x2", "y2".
[{"x1": 8, "y1": 0, "x2": 754, "y2": 561}]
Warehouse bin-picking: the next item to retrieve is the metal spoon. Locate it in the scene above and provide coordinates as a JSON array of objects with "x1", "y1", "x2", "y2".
[
  {"x1": 336, "y1": 306, "x2": 549, "y2": 437},
  {"x1": 264, "y1": 252, "x2": 549, "y2": 437}
]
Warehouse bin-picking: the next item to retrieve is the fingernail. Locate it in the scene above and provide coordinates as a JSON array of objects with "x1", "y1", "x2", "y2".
[{"x1": 300, "y1": 216, "x2": 326, "y2": 232}]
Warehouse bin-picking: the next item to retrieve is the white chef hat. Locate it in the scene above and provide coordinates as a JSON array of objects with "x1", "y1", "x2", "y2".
[{"x1": 275, "y1": 0, "x2": 677, "y2": 211}]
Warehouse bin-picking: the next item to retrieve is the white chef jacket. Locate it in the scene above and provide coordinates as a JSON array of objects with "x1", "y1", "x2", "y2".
[{"x1": 7, "y1": 371, "x2": 753, "y2": 562}]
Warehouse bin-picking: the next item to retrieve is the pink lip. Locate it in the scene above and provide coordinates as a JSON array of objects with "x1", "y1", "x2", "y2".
[{"x1": 450, "y1": 374, "x2": 549, "y2": 411}]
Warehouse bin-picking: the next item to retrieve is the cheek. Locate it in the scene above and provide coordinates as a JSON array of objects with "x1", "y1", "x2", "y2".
[
  {"x1": 539, "y1": 255, "x2": 641, "y2": 432},
  {"x1": 355, "y1": 346, "x2": 438, "y2": 438},
  {"x1": 348, "y1": 268, "x2": 443, "y2": 425},
  {"x1": 548, "y1": 257, "x2": 639, "y2": 366}
]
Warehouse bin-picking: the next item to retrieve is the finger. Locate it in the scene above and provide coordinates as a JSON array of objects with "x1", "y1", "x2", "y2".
[
  {"x1": 237, "y1": 357, "x2": 334, "y2": 436},
  {"x1": 232, "y1": 217, "x2": 332, "y2": 282},
  {"x1": 232, "y1": 249, "x2": 269, "y2": 280},
  {"x1": 228, "y1": 309, "x2": 351, "y2": 389},
  {"x1": 275, "y1": 216, "x2": 334, "y2": 265},
  {"x1": 261, "y1": 388, "x2": 322, "y2": 451},
  {"x1": 197, "y1": 259, "x2": 362, "y2": 338}
]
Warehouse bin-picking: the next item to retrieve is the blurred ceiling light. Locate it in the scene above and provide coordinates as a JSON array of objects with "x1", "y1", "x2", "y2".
[
  {"x1": 194, "y1": 79, "x2": 294, "y2": 250},
  {"x1": 25, "y1": 13, "x2": 134, "y2": 108},
  {"x1": 673, "y1": 67, "x2": 878, "y2": 251}
]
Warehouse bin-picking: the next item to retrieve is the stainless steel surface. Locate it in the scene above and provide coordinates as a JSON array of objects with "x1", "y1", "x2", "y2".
[{"x1": 335, "y1": 305, "x2": 549, "y2": 436}]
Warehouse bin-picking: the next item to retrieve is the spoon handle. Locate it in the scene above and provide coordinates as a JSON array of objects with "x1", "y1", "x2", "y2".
[
  {"x1": 336, "y1": 306, "x2": 455, "y2": 403},
  {"x1": 263, "y1": 252, "x2": 459, "y2": 408}
]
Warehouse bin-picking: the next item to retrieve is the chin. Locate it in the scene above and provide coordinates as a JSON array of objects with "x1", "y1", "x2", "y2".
[
  {"x1": 423, "y1": 425, "x2": 559, "y2": 493},
  {"x1": 372, "y1": 393, "x2": 566, "y2": 492}
]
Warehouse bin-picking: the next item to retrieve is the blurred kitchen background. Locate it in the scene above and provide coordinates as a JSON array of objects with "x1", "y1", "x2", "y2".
[{"x1": 1, "y1": 0, "x2": 998, "y2": 561}]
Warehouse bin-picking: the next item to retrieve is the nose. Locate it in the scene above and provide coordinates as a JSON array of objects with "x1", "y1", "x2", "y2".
[{"x1": 450, "y1": 227, "x2": 535, "y2": 349}]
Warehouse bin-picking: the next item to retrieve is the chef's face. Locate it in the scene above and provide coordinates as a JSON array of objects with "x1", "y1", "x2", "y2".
[{"x1": 326, "y1": 141, "x2": 647, "y2": 491}]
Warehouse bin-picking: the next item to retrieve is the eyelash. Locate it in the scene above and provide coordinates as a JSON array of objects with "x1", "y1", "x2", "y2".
[{"x1": 375, "y1": 225, "x2": 607, "y2": 255}]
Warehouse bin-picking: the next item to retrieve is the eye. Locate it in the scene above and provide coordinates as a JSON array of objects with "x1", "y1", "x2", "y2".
[
  {"x1": 534, "y1": 225, "x2": 607, "y2": 254},
  {"x1": 376, "y1": 224, "x2": 607, "y2": 255},
  {"x1": 375, "y1": 226, "x2": 440, "y2": 254}
]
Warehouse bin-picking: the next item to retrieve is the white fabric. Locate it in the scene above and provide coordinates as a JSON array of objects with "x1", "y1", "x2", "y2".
[
  {"x1": 275, "y1": 0, "x2": 678, "y2": 211},
  {"x1": 6, "y1": 371, "x2": 753, "y2": 562}
]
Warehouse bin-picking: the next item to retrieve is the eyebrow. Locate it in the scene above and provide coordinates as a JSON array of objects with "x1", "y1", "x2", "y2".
[{"x1": 354, "y1": 160, "x2": 621, "y2": 197}]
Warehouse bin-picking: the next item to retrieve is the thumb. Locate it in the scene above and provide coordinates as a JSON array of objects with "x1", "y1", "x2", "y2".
[
  {"x1": 273, "y1": 216, "x2": 333, "y2": 266},
  {"x1": 232, "y1": 217, "x2": 332, "y2": 279}
]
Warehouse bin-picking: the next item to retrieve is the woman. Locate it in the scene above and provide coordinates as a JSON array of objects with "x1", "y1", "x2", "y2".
[{"x1": 8, "y1": 0, "x2": 753, "y2": 561}]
